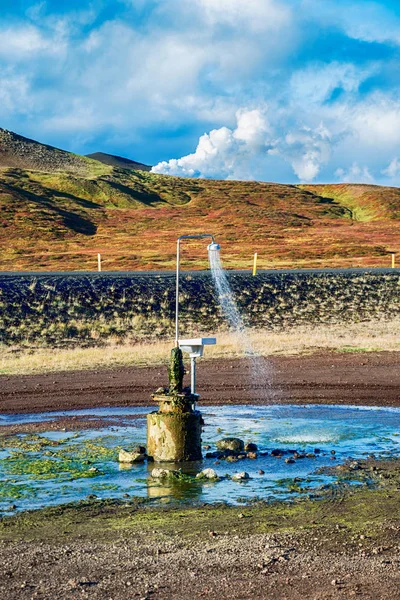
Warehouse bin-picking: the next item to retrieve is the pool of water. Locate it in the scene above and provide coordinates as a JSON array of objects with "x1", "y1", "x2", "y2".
[{"x1": 0, "y1": 404, "x2": 399, "y2": 514}]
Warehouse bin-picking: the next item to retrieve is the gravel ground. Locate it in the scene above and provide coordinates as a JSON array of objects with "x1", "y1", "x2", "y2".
[{"x1": 0, "y1": 459, "x2": 399, "y2": 600}]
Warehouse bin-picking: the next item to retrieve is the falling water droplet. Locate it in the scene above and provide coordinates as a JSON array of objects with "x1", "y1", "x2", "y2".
[{"x1": 208, "y1": 247, "x2": 275, "y2": 401}]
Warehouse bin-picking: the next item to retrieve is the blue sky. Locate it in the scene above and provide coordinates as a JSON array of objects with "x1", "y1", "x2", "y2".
[{"x1": 1, "y1": 0, "x2": 400, "y2": 184}]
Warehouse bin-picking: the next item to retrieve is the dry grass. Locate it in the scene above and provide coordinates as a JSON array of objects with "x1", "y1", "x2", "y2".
[{"x1": 1, "y1": 319, "x2": 399, "y2": 376}]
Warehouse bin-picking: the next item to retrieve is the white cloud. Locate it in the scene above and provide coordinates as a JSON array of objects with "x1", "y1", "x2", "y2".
[
  {"x1": 1, "y1": 0, "x2": 400, "y2": 184},
  {"x1": 351, "y1": 96, "x2": 400, "y2": 147},
  {"x1": 233, "y1": 107, "x2": 271, "y2": 146},
  {"x1": 303, "y1": 0, "x2": 400, "y2": 46},
  {"x1": 0, "y1": 70, "x2": 30, "y2": 114},
  {"x1": 0, "y1": 26, "x2": 51, "y2": 57},
  {"x1": 152, "y1": 109, "x2": 333, "y2": 182},
  {"x1": 289, "y1": 62, "x2": 374, "y2": 105},
  {"x1": 196, "y1": 0, "x2": 291, "y2": 32},
  {"x1": 382, "y1": 157, "x2": 400, "y2": 178},
  {"x1": 282, "y1": 124, "x2": 332, "y2": 181},
  {"x1": 152, "y1": 108, "x2": 272, "y2": 179},
  {"x1": 335, "y1": 163, "x2": 374, "y2": 183}
]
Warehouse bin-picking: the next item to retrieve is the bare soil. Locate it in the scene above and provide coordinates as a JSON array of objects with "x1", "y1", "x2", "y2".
[{"x1": 0, "y1": 351, "x2": 399, "y2": 414}]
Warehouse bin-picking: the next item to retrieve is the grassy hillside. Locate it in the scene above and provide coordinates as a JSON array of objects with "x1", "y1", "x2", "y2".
[
  {"x1": 300, "y1": 184, "x2": 400, "y2": 222},
  {"x1": 86, "y1": 152, "x2": 152, "y2": 172},
  {"x1": 0, "y1": 129, "x2": 399, "y2": 271}
]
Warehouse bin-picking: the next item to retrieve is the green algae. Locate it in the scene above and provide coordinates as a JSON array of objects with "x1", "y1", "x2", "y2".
[
  {"x1": 0, "y1": 481, "x2": 38, "y2": 500},
  {"x1": 0, "y1": 434, "x2": 66, "y2": 453},
  {"x1": 91, "y1": 483, "x2": 120, "y2": 492},
  {"x1": 3, "y1": 457, "x2": 103, "y2": 481},
  {"x1": 1, "y1": 471, "x2": 399, "y2": 545},
  {"x1": 54, "y1": 438, "x2": 120, "y2": 462}
]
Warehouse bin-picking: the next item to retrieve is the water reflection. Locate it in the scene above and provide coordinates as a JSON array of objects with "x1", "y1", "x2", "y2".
[
  {"x1": 0, "y1": 404, "x2": 399, "y2": 514},
  {"x1": 145, "y1": 461, "x2": 203, "y2": 501}
]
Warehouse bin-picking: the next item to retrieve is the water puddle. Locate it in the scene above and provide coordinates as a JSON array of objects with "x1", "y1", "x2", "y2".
[{"x1": 0, "y1": 404, "x2": 399, "y2": 514}]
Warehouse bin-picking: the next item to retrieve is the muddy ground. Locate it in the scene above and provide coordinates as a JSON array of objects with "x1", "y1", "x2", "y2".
[
  {"x1": 0, "y1": 351, "x2": 399, "y2": 599},
  {"x1": 0, "y1": 351, "x2": 399, "y2": 414}
]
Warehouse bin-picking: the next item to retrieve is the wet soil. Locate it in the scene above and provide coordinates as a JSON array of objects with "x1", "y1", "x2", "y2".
[
  {"x1": 0, "y1": 458, "x2": 399, "y2": 600},
  {"x1": 0, "y1": 414, "x2": 147, "y2": 435},
  {"x1": 0, "y1": 351, "x2": 399, "y2": 414}
]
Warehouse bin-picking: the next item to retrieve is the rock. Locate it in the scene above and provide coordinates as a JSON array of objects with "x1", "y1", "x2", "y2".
[
  {"x1": 349, "y1": 461, "x2": 361, "y2": 470},
  {"x1": 314, "y1": 448, "x2": 321, "y2": 454},
  {"x1": 238, "y1": 454, "x2": 247, "y2": 460},
  {"x1": 196, "y1": 468, "x2": 218, "y2": 480},
  {"x1": 151, "y1": 468, "x2": 179, "y2": 479},
  {"x1": 119, "y1": 449, "x2": 146, "y2": 463},
  {"x1": 331, "y1": 450, "x2": 336, "y2": 455},
  {"x1": 285, "y1": 457, "x2": 295, "y2": 464},
  {"x1": 216, "y1": 438, "x2": 244, "y2": 452},
  {"x1": 258, "y1": 469, "x2": 265, "y2": 475},
  {"x1": 232, "y1": 471, "x2": 250, "y2": 481},
  {"x1": 88, "y1": 467, "x2": 99, "y2": 472},
  {"x1": 203, "y1": 445, "x2": 211, "y2": 450},
  {"x1": 247, "y1": 451, "x2": 258, "y2": 460},
  {"x1": 226, "y1": 455, "x2": 238, "y2": 462},
  {"x1": 245, "y1": 442, "x2": 258, "y2": 452},
  {"x1": 205, "y1": 451, "x2": 220, "y2": 459},
  {"x1": 306, "y1": 453, "x2": 316, "y2": 459},
  {"x1": 293, "y1": 452, "x2": 306, "y2": 459},
  {"x1": 271, "y1": 449, "x2": 283, "y2": 457},
  {"x1": 132, "y1": 445, "x2": 146, "y2": 455}
]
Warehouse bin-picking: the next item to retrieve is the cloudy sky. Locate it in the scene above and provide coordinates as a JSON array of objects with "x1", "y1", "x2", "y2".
[{"x1": 1, "y1": 0, "x2": 400, "y2": 184}]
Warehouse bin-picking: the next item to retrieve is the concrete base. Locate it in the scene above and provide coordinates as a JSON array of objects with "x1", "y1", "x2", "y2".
[{"x1": 147, "y1": 411, "x2": 202, "y2": 462}]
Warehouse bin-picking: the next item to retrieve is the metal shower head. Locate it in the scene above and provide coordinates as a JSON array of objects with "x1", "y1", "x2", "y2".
[{"x1": 207, "y1": 242, "x2": 221, "y2": 251}]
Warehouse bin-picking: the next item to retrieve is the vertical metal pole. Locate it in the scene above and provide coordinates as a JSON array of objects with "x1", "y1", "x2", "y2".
[
  {"x1": 175, "y1": 239, "x2": 180, "y2": 345},
  {"x1": 253, "y1": 252, "x2": 258, "y2": 276},
  {"x1": 98, "y1": 253, "x2": 101, "y2": 272},
  {"x1": 392, "y1": 253, "x2": 396, "y2": 269},
  {"x1": 191, "y1": 356, "x2": 196, "y2": 396}
]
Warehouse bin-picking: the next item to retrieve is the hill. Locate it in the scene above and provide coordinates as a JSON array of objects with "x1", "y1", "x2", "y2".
[
  {"x1": 86, "y1": 152, "x2": 151, "y2": 172},
  {"x1": 0, "y1": 128, "x2": 108, "y2": 176},
  {"x1": 0, "y1": 129, "x2": 399, "y2": 271},
  {"x1": 300, "y1": 184, "x2": 400, "y2": 222}
]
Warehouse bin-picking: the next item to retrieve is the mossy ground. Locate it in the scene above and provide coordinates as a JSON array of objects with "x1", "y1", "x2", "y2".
[{"x1": 0, "y1": 461, "x2": 398, "y2": 544}]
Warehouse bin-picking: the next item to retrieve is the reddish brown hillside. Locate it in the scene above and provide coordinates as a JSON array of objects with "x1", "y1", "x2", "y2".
[
  {"x1": 0, "y1": 128, "x2": 399, "y2": 271},
  {"x1": 0, "y1": 167, "x2": 399, "y2": 271}
]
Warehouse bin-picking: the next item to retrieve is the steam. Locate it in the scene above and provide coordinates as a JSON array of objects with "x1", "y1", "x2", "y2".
[{"x1": 152, "y1": 108, "x2": 333, "y2": 182}]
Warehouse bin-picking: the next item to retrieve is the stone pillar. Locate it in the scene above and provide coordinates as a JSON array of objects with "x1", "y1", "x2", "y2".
[{"x1": 147, "y1": 395, "x2": 202, "y2": 462}]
